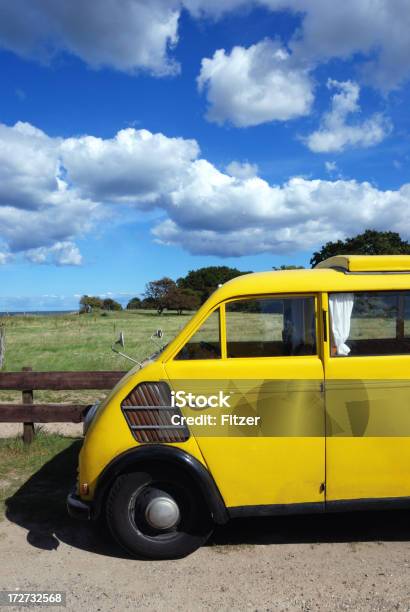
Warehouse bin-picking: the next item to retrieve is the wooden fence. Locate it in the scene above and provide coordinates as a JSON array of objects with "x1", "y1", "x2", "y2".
[{"x1": 0, "y1": 367, "x2": 126, "y2": 443}]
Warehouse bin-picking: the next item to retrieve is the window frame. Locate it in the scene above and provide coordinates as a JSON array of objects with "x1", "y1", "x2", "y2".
[
  {"x1": 172, "y1": 305, "x2": 224, "y2": 362},
  {"x1": 222, "y1": 292, "x2": 319, "y2": 361},
  {"x1": 170, "y1": 293, "x2": 320, "y2": 362},
  {"x1": 328, "y1": 289, "x2": 410, "y2": 359}
]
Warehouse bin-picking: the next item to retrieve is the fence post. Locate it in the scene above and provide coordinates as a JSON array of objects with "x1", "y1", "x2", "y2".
[
  {"x1": 0, "y1": 324, "x2": 5, "y2": 369},
  {"x1": 22, "y1": 366, "x2": 34, "y2": 445}
]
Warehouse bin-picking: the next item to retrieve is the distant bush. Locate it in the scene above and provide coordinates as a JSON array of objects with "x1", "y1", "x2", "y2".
[
  {"x1": 79, "y1": 295, "x2": 122, "y2": 313},
  {"x1": 126, "y1": 297, "x2": 142, "y2": 310},
  {"x1": 102, "y1": 298, "x2": 122, "y2": 311}
]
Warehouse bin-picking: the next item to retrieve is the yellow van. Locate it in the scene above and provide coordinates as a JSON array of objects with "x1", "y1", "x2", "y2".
[{"x1": 67, "y1": 255, "x2": 410, "y2": 559}]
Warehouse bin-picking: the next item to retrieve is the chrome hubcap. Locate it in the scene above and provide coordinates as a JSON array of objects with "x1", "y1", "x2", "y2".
[{"x1": 144, "y1": 495, "x2": 180, "y2": 530}]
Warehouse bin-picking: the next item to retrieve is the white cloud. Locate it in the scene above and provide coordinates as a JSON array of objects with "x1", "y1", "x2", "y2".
[
  {"x1": 0, "y1": 252, "x2": 10, "y2": 265},
  {"x1": 1, "y1": 0, "x2": 410, "y2": 92},
  {"x1": 1, "y1": 120, "x2": 410, "y2": 262},
  {"x1": 183, "y1": 0, "x2": 249, "y2": 18},
  {"x1": 193, "y1": 0, "x2": 410, "y2": 131},
  {"x1": 0, "y1": 121, "x2": 60, "y2": 210},
  {"x1": 0, "y1": 0, "x2": 180, "y2": 76},
  {"x1": 153, "y1": 171, "x2": 410, "y2": 256},
  {"x1": 0, "y1": 122, "x2": 99, "y2": 263},
  {"x1": 325, "y1": 161, "x2": 337, "y2": 173},
  {"x1": 0, "y1": 122, "x2": 198, "y2": 264},
  {"x1": 26, "y1": 242, "x2": 82, "y2": 266},
  {"x1": 198, "y1": 0, "x2": 410, "y2": 92},
  {"x1": 60, "y1": 128, "x2": 199, "y2": 204},
  {"x1": 281, "y1": 0, "x2": 410, "y2": 92},
  {"x1": 226, "y1": 161, "x2": 259, "y2": 179},
  {"x1": 305, "y1": 80, "x2": 391, "y2": 153},
  {"x1": 197, "y1": 40, "x2": 314, "y2": 127},
  {"x1": 194, "y1": 0, "x2": 410, "y2": 128}
]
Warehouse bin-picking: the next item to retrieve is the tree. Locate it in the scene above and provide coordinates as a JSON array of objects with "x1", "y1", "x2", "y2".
[
  {"x1": 144, "y1": 277, "x2": 177, "y2": 314},
  {"x1": 79, "y1": 295, "x2": 103, "y2": 313},
  {"x1": 140, "y1": 297, "x2": 158, "y2": 310},
  {"x1": 126, "y1": 297, "x2": 142, "y2": 310},
  {"x1": 310, "y1": 230, "x2": 410, "y2": 268},
  {"x1": 177, "y1": 266, "x2": 251, "y2": 304},
  {"x1": 102, "y1": 298, "x2": 122, "y2": 311},
  {"x1": 166, "y1": 287, "x2": 201, "y2": 315}
]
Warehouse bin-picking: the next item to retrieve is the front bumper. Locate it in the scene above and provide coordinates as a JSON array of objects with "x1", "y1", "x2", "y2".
[{"x1": 67, "y1": 488, "x2": 92, "y2": 520}]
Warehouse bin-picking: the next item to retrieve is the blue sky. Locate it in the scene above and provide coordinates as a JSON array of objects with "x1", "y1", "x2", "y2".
[{"x1": 1, "y1": 0, "x2": 410, "y2": 310}]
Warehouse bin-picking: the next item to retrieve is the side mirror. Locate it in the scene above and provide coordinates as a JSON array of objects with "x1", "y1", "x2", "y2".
[
  {"x1": 111, "y1": 331, "x2": 141, "y2": 366},
  {"x1": 115, "y1": 331, "x2": 125, "y2": 348}
]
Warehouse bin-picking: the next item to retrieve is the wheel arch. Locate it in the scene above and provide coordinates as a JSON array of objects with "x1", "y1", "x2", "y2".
[{"x1": 92, "y1": 444, "x2": 229, "y2": 524}]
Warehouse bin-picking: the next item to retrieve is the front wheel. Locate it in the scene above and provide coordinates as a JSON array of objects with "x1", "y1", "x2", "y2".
[{"x1": 106, "y1": 467, "x2": 214, "y2": 559}]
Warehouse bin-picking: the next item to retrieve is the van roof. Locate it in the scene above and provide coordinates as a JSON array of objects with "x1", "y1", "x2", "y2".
[
  {"x1": 315, "y1": 254, "x2": 410, "y2": 273},
  {"x1": 210, "y1": 257, "x2": 410, "y2": 303}
]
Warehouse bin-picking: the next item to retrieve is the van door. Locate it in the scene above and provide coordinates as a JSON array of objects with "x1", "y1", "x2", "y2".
[
  {"x1": 324, "y1": 290, "x2": 410, "y2": 503},
  {"x1": 165, "y1": 294, "x2": 326, "y2": 511}
]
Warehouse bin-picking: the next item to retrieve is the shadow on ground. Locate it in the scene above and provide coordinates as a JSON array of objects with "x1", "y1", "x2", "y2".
[
  {"x1": 5, "y1": 440, "x2": 129, "y2": 559},
  {"x1": 5, "y1": 440, "x2": 410, "y2": 559}
]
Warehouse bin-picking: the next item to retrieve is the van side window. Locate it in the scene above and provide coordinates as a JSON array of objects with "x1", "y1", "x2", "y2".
[
  {"x1": 329, "y1": 291, "x2": 410, "y2": 357},
  {"x1": 226, "y1": 296, "x2": 316, "y2": 358},
  {"x1": 175, "y1": 309, "x2": 221, "y2": 360}
]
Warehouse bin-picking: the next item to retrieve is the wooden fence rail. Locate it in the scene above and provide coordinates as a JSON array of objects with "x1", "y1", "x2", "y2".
[{"x1": 0, "y1": 367, "x2": 126, "y2": 444}]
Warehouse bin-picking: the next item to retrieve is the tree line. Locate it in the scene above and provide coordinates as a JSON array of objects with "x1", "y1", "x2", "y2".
[
  {"x1": 127, "y1": 266, "x2": 251, "y2": 314},
  {"x1": 80, "y1": 230, "x2": 410, "y2": 315}
]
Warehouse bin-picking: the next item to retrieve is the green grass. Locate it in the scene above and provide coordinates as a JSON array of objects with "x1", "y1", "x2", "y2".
[
  {"x1": 0, "y1": 432, "x2": 80, "y2": 520},
  {"x1": 0, "y1": 309, "x2": 193, "y2": 403},
  {"x1": 0, "y1": 309, "x2": 193, "y2": 372}
]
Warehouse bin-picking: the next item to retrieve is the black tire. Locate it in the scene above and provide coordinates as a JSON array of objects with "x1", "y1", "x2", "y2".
[{"x1": 106, "y1": 467, "x2": 214, "y2": 559}]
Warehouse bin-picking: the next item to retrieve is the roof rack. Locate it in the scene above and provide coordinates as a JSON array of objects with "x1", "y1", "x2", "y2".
[{"x1": 314, "y1": 255, "x2": 410, "y2": 274}]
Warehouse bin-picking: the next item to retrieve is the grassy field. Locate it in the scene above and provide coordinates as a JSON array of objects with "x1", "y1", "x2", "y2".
[
  {"x1": 0, "y1": 309, "x2": 193, "y2": 403},
  {"x1": 0, "y1": 432, "x2": 80, "y2": 520},
  {"x1": 0, "y1": 310, "x2": 193, "y2": 371}
]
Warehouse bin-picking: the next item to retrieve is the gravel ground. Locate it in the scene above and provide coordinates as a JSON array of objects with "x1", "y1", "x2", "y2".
[
  {"x1": 0, "y1": 423, "x2": 83, "y2": 438},
  {"x1": 1, "y1": 507, "x2": 410, "y2": 611},
  {"x1": 1, "y1": 425, "x2": 410, "y2": 610}
]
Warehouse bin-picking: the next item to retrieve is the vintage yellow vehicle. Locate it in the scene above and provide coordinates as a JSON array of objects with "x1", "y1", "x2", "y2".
[{"x1": 67, "y1": 255, "x2": 410, "y2": 559}]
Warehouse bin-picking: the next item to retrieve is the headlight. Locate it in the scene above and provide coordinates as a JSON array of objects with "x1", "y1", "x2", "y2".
[{"x1": 83, "y1": 401, "x2": 100, "y2": 436}]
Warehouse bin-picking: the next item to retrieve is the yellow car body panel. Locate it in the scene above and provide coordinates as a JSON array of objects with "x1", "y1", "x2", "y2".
[
  {"x1": 77, "y1": 256, "x2": 410, "y2": 513},
  {"x1": 78, "y1": 360, "x2": 207, "y2": 500},
  {"x1": 164, "y1": 355, "x2": 325, "y2": 507}
]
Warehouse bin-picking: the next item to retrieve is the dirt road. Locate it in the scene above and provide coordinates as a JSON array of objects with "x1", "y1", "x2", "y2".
[
  {"x1": 1, "y1": 506, "x2": 410, "y2": 611},
  {"x1": 1, "y1": 434, "x2": 409, "y2": 611}
]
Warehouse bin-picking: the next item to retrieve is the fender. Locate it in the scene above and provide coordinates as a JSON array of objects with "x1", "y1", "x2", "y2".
[{"x1": 92, "y1": 444, "x2": 229, "y2": 524}]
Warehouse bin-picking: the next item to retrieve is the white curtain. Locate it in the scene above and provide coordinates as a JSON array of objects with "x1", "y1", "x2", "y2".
[{"x1": 329, "y1": 293, "x2": 354, "y2": 356}]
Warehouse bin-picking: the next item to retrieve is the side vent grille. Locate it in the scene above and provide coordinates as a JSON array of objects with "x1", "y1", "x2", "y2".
[{"x1": 121, "y1": 381, "x2": 189, "y2": 443}]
